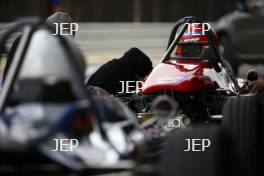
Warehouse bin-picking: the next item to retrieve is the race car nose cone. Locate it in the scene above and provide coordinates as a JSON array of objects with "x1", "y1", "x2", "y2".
[{"x1": 19, "y1": 29, "x2": 76, "y2": 80}]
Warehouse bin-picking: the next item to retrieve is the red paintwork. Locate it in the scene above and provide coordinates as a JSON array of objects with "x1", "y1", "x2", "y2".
[{"x1": 141, "y1": 59, "x2": 236, "y2": 94}]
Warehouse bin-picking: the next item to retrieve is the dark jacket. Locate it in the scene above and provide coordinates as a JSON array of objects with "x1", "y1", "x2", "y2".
[{"x1": 86, "y1": 48, "x2": 153, "y2": 95}]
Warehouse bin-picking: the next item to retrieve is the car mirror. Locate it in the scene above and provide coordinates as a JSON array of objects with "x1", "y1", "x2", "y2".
[{"x1": 246, "y1": 69, "x2": 258, "y2": 81}]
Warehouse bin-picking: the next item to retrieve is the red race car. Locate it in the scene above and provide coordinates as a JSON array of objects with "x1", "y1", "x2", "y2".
[{"x1": 132, "y1": 16, "x2": 247, "y2": 125}]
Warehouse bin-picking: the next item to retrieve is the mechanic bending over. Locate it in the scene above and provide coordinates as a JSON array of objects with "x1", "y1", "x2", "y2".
[
  {"x1": 2, "y1": 12, "x2": 76, "y2": 83},
  {"x1": 86, "y1": 47, "x2": 153, "y2": 95}
]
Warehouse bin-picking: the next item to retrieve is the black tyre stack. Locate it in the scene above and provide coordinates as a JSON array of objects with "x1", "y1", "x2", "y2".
[
  {"x1": 159, "y1": 125, "x2": 228, "y2": 176},
  {"x1": 158, "y1": 95, "x2": 264, "y2": 176},
  {"x1": 223, "y1": 95, "x2": 264, "y2": 176}
]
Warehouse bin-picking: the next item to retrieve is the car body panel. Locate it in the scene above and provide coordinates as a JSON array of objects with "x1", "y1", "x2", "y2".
[
  {"x1": 214, "y1": 10, "x2": 264, "y2": 61},
  {"x1": 141, "y1": 60, "x2": 236, "y2": 94}
]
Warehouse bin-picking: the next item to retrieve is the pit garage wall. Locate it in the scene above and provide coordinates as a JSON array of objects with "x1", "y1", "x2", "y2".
[
  {"x1": 0, "y1": 0, "x2": 49, "y2": 22},
  {"x1": 0, "y1": 0, "x2": 235, "y2": 22}
]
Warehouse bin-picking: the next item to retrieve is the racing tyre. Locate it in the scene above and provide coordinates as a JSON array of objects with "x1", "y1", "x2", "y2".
[
  {"x1": 222, "y1": 95, "x2": 263, "y2": 176},
  {"x1": 219, "y1": 35, "x2": 239, "y2": 74},
  {"x1": 159, "y1": 125, "x2": 228, "y2": 176}
]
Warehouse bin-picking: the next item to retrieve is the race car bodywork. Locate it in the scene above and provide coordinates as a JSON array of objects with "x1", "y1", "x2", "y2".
[
  {"x1": 134, "y1": 17, "x2": 240, "y2": 122},
  {"x1": 0, "y1": 18, "x2": 146, "y2": 175},
  {"x1": 142, "y1": 60, "x2": 235, "y2": 94}
]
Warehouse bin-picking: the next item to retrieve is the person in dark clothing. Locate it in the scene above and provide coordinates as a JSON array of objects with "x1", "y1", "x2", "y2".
[{"x1": 86, "y1": 48, "x2": 153, "y2": 95}]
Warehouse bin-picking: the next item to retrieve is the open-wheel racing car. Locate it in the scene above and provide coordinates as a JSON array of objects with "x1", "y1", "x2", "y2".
[
  {"x1": 0, "y1": 17, "x2": 150, "y2": 176},
  {"x1": 0, "y1": 16, "x2": 263, "y2": 176},
  {"x1": 125, "y1": 16, "x2": 264, "y2": 176},
  {"x1": 126, "y1": 16, "x2": 244, "y2": 128}
]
